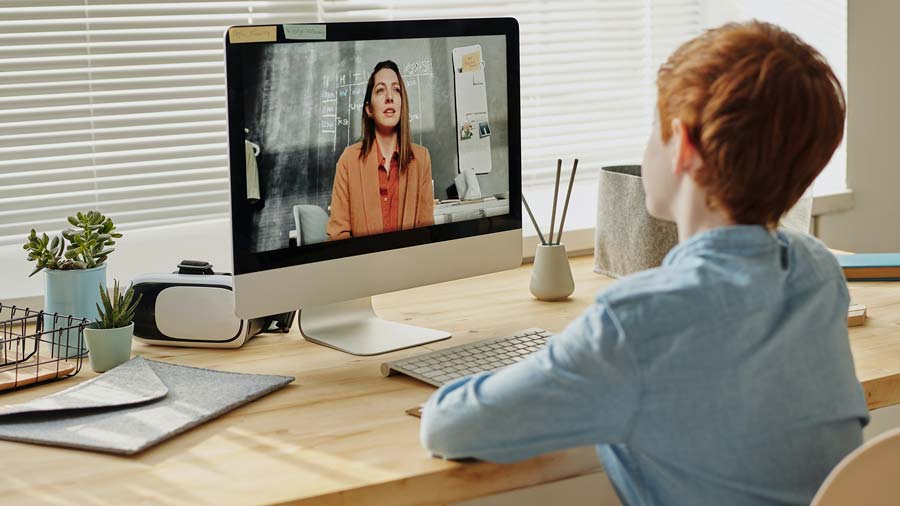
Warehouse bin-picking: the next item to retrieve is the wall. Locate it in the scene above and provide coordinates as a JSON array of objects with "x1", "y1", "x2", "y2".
[{"x1": 818, "y1": 0, "x2": 900, "y2": 252}]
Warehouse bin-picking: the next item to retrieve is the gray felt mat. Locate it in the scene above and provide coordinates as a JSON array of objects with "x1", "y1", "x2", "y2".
[{"x1": 0, "y1": 357, "x2": 294, "y2": 455}]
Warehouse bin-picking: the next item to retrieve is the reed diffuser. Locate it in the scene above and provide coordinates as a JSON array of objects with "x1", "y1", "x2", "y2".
[{"x1": 524, "y1": 159, "x2": 578, "y2": 300}]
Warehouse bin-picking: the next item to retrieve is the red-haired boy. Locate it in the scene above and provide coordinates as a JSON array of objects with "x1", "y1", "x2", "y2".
[{"x1": 421, "y1": 21, "x2": 867, "y2": 506}]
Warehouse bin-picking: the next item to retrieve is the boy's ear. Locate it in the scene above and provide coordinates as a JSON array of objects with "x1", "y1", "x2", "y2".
[{"x1": 670, "y1": 118, "x2": 703, "y2": 177}]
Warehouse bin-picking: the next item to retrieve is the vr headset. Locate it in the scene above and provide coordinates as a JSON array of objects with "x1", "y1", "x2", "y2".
[{"x1": 132, "y1": 260, "x2": 295, "y2": 348}]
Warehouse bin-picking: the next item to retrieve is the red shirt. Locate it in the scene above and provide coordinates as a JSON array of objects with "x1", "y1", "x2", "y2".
[{"x1": 376, "y1": 141, "x2": 400, "y2": 233}]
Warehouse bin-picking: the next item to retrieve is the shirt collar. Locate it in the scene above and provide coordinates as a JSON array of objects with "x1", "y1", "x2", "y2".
[
  {"x1": 663, "y1": 225, "x2": 779, "y2": 266},
  {"x1": 374, "y1": 138, "x2": 399, "y2": 166}
]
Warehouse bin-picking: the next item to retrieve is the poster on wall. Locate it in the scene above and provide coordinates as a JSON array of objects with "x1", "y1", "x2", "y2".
[{"x1": 452, "y1": 45, "x2": 493, "y2": 175}]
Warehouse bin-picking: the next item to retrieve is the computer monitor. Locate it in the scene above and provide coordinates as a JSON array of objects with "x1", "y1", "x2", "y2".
[{"x1": 225, "y1": 18, "x2": 522, "y2": 355}]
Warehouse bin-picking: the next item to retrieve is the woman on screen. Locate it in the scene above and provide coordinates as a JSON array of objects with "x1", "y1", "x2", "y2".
[{"x1": 326, "y1": 60, "x2": 435, "y2": 241}]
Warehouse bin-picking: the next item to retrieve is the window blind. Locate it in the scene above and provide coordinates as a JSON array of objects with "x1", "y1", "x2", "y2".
[
  {"x1": 346, "y1": 0, "x2": 703, "y2": 186},
  {"x1": 0, "y1": 0, "x2": 701, "y2": 248},
  {"x1": 0, "y1": 1, "x2": 317, "y2": 247}
]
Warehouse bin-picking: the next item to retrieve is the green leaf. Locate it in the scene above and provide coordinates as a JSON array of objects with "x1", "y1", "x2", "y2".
[
  {"x1": 94, "y1": 302, "x2": 105, "y2": 326},
  {"x1": 99, "y1": 283, "x2": 113, "y2": 317},
  {"x1": 125, "y1": 292, "x2": 143, "y2": 321},
  {"x1": 121, "y1": 283, "x2": 134, "y2": 310}
]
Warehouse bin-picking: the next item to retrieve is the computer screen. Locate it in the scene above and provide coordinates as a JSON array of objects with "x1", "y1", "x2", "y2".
[{"x1": 226, "y1": 19, "x2": 521, "y2": 275}]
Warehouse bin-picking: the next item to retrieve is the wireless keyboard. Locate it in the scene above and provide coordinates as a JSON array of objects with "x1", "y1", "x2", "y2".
[{"x1": 380, "y1": 328, "x2": 551, "y2": 387}]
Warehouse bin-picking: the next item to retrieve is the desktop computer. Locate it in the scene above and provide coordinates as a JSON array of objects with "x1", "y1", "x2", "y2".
[{"x1": 225, "y1": 18, "x2": 523, "y2": 356}]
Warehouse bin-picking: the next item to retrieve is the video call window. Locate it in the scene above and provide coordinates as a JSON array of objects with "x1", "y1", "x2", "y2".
[{"x1": 238, "y1": 36, "x2": 511, "y2": 253}]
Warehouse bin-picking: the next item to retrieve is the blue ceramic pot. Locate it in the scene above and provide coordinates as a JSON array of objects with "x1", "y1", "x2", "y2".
[{"x1": 44, "y1": 264, "x2": 107, "y2": 358}]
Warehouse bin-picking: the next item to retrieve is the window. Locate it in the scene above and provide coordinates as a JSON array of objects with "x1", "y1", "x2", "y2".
[
  {"x1": 0, "y1": 1, "x2": 847, "y2": 302},
  {"x1": 1, "y1": 1, "x2": 317, "y2": 301}
]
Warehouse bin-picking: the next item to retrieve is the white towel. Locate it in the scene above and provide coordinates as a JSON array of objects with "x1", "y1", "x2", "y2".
[{"x1": 245, "y1": 140, "x2": 261, "y2": 203}]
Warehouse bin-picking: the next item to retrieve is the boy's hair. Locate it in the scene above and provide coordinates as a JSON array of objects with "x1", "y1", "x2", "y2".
[{"x1": 657, "y1": 21, "x2": 845, "y2": 226}]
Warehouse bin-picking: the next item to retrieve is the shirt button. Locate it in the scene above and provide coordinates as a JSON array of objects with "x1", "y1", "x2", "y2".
[{"x1": 383, "y1": 198, "x2": 387, "y2": 202}]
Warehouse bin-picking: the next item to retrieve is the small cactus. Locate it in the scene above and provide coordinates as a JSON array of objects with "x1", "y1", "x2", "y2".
[{"x1": 95, "y1": 280, "x2": 142, "y2": 330}]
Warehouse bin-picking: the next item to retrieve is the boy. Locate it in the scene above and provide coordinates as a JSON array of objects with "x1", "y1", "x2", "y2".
[{"x1": 420, "y1": 21, "x2": 869, "y2": 506}]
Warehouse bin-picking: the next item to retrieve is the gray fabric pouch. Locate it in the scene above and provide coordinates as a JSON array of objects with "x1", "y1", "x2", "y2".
[
  {"x1": 594, "y1": 165, "x2": 679, "y2": 278},
  {"x1": 0, "y1": 356, "x2": 294, "y2": 455}
]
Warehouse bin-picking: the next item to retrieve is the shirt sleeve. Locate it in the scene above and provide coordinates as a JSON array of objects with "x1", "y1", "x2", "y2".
[{"x1": 419, "y1": 302, "x2": 641, "y2": 463}]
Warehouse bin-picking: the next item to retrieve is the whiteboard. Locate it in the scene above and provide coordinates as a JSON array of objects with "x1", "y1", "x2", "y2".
[{"x1": 452, "y1": 45, "x2": 493, "y2": 175}]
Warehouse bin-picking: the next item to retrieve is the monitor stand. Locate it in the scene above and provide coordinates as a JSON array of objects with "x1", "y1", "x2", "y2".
[{"x1": 298, "y1": 297, "x2": 450, "y2": 356}]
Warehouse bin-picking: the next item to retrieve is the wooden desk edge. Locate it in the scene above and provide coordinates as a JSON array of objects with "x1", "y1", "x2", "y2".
[
  {"x1": 288, "y1": 449, "x2": 603, "y2": 506},
  {"x1": 863, "y1": 372, "x2": 900, "y2": 411}
]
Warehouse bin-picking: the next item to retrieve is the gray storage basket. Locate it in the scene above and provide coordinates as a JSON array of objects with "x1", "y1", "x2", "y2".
[{"x1": 594, "y1": 165, "x2": 679, "y2": 278}]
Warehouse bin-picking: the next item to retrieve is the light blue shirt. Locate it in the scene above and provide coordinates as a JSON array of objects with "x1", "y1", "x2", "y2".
[{"x1": 420, "y1": 226, "x2": 869, "y2": 506}]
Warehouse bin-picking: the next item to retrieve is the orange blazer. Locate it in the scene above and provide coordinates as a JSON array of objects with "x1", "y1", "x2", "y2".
[{"x1": 327, "y1": 141, "x2": 435, "y2": 241}]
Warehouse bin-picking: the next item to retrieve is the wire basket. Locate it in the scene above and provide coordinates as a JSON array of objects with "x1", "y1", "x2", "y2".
[{"x1": 0, "y1": 304, "x2": 87, "y2": 392}]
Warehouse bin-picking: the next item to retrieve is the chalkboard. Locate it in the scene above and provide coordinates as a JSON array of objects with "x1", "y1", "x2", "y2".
[{"x1": 239, "y1": 36, "x2": 509, "y2": 252}]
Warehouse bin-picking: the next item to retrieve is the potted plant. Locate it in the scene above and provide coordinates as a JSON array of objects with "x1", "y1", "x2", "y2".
[
  {"x1": 84, "y1": 280, "x2": 141, "y2": 373},
  {"x1": 23, "y1": 210, "x2": 121, "y2": 357}
]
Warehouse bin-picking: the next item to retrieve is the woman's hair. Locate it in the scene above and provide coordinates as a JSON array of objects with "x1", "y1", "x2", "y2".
[
  {"x1": 657, "y1": 21, "x2": 845, "y2": 226},
  {"x1": 359, "y1": 60, "x2": 415, "y2": 170}
]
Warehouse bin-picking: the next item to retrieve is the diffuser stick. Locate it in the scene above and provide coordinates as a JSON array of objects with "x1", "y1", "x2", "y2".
[
  {"x1": 555, "y1": 158, "x2": 578, "y2": 245},
  {"x1": 522, "y1": 195, "x2": 547, "y2": 245},
  {"x1": 548, "y1": 159, "x2": 562, "y2": 246}
]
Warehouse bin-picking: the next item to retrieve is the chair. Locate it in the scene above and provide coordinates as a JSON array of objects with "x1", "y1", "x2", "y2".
[
  {"x1": 292, "y1": 205, "x2": 329, "y2": 246},
  {"x1": 811, "y1": 427, "x2": 900, "y2": 505}
]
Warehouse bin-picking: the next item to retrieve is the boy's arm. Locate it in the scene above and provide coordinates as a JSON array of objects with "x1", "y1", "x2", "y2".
[{"x1": 419, "y1": 303, "x2": 641, "y2": 463}]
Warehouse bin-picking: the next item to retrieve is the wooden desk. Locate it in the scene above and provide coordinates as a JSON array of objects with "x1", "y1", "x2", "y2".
[{"x1": 3, "y1": 256, "x2": 900, "y2": 506}]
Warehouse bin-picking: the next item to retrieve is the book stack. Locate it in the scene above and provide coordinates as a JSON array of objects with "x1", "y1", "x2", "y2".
[{"x1": 836, "y1": 253, "x2": 900, "y2": 281}]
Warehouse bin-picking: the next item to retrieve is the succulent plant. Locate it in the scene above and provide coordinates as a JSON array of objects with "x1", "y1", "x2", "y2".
[
  {"x1": 95, "y1": 280, "x2": 141, "y2": 330},
  {"x1": 23, "y1": 210, "x2": 121, "y2": 276}
]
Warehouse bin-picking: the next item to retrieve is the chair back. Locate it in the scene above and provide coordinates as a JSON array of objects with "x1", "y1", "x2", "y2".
[
  {"x1": 812, "y1": 427, "x2": 900, "y2": 506},
  {"x1": 293, "y1": 205, "x2": 329, "y2": 246}
]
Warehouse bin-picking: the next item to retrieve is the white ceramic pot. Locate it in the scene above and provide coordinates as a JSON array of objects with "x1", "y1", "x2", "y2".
[{"x1": 529, "y1": 244, "x2": 575, "y2": 301}]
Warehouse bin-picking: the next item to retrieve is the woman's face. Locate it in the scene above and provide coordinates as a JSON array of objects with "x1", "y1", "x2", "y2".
[{"x1": 366, "y1": 68, "x2": 402, "y2": 131}]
